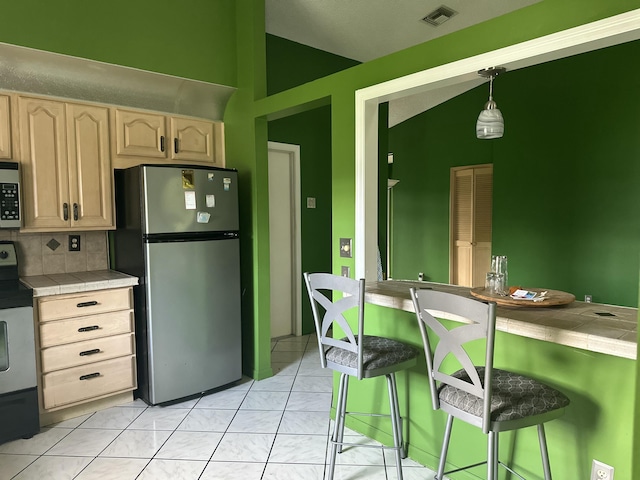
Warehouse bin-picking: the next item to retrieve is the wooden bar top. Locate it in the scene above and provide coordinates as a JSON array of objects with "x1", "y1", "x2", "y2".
[{"x1": 365, "y1": 280, "x2": 638, "y2": 360}]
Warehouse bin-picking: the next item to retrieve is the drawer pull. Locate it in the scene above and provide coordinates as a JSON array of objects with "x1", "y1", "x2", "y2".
[
  {"x1": 79, "y1": 372, "x2": 101, "y2": 381},
  {"x1": 77, "y1": 301, "x2": 99, "y2": 308},
  {"x1": 78, "y1": 325, "x2": 100, "y2": 332},
  {"x1": 79, "y1": 348, "x2": 101, "y2": 356}
]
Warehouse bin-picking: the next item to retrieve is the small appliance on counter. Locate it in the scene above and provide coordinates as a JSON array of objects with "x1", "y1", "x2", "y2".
[{"x1": 0, "y1": 240, "x2": 39, "y2": 445}]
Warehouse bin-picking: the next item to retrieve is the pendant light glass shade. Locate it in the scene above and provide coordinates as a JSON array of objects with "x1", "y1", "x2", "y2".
[{"x1": 476, "y1": 67, "x2": 506, "y2": 139}]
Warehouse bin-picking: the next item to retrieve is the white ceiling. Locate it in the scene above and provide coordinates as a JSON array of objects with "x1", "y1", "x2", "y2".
[{"x1": 265, "y1": 0, "x2": 541, "y2": 62}]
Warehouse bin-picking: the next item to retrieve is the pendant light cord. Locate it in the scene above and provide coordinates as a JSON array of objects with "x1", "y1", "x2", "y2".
[{"x1": 488, "y1": 75, "x2": 494, "y2": 102}]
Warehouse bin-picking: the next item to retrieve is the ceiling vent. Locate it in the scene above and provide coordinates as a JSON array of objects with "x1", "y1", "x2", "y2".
[{"x1": 422, "y1": 6, "x2": 457, "y2": 27}]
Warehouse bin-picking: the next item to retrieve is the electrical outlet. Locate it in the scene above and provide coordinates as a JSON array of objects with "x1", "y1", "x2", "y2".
[
  {"x1": 68, "y1": 235, "x2": 81, "y2": 252},
  {"x1": 418, "y1": 272, "x2": 424, "y2": 281},
  {"x1": 584, "y1": 294, "x2": 592, "y2": 303},
  {"x1": 341, "y1": 266, "x2": 350, "y2": 278},
  {"x1": 591, "y1": 460, "x2": 614, "y2": 480},
  {"x1": 339, "y1": 238, "x2": 352, "y2": 258}
]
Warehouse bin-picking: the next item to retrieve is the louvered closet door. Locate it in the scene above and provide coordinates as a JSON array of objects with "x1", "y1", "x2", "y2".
[{"x1": 451, "y1": 165, "x2": 493, "y2": 287}]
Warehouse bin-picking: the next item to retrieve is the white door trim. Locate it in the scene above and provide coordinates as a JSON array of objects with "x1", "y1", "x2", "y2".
[
  {"x1": 268, "y1": 141, "x2": 303, "y2": 337},
  {"x1": 355, "y1": 9, "x2": 640, "y2": 279}
]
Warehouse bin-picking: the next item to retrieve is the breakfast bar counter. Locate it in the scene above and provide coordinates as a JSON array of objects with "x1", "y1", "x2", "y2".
[{"x1": 365, "y1": 280, "x2": 638, "y2": 360}]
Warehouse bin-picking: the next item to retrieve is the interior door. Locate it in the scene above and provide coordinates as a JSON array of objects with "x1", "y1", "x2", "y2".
[
  {"x1": 450, "y1": 165, "x2": 493, "y2": 287},
  {"x1": 268, "y1": 142, "x2": 301, "y2": 339}
]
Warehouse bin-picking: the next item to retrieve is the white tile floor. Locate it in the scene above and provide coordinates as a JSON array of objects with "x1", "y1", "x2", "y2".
[{"x1": 0, "y1": 334, "x2": 436, "y2": 480}]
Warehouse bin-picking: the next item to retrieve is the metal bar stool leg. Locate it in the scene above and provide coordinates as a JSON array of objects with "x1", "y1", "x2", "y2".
[
  {"x1": 386, "y1": 373, "x2": 404, "y2": 480},
  {"x1": 538, "y1": 424, "x2": 552, "y2": 480},
  {"x1": 436, "y1": 415, "x2": 454, "y2": 480},
  {"x1": 336, "y1": 373, "x2": 349, "y2": 454},
  {"x1": 487, "y1": 431, "x2": 499, "y2": 480},
  {"x1": 328, "y1": 373, "x2": 348, "y2": 480}
]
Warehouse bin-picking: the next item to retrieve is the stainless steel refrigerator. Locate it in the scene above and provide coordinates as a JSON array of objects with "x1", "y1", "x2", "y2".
[{"x1": 112, "y1": 164, "x2": 242, "y2": 405}]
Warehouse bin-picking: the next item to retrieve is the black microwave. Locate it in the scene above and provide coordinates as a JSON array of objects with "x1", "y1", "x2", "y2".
[{"x1": 0, "y1": 162, "x2": 21, "y2": 229}]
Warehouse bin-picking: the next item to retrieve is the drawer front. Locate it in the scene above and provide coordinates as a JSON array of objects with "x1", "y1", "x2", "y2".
[
  {"x1": 42, "y1": 355, "x2": 136, "y2": 410},
  {"x1": 41, "y1": 333, "x2": 135, "y2": 373},
  {"x1": 39, "y1": 310, "x2": 134, "y2": 347},
  {"x1": 39, "y1": 288, "x2": 132, "y2": 322}
]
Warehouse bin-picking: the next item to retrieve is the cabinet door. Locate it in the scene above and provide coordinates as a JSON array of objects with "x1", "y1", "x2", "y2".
[
  {"x1": 66, "y1": 103, "x2": 114, "y2": 228},
  {"x1": 0, "y1": 95, "x2": 12, "y2": 159},
  {"x1": 114, "y1": 109, "x2": 167, "y2": 159},
  {"x1": 170, "y1": 117, "x2": 215, "y2": 163},
  {"x1": 18, "y1": 97, "x2": 70, "y2": 230}
]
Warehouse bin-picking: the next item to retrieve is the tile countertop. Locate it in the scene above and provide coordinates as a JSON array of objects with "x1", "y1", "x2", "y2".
[
  {"x1": 365, "y1": 280, "x2": 638, "y2": 360},
  {"x1": 21, "y1": 270, "x2": 139, "y2": 297}
]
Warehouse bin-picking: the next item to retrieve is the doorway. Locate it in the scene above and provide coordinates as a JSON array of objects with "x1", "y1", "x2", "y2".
[{"x1": 267, "y1": 141, "x2": 302, "y2": 338}]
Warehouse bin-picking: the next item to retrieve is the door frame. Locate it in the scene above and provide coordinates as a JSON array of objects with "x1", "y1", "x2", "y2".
[
  {"x1": 267, "y1": 141, "x2": 302, "y2": 337},
  {"x1": 354, "y1": 9, "x2": 640, "y2": 280}
]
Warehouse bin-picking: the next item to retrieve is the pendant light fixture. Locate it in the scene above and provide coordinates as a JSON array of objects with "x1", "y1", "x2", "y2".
[{"x1": 476, "y1": 67, "x2": 506, "y2": 139}]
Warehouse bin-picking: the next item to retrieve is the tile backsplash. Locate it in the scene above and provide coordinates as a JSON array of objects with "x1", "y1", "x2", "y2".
[{"x1": 0, "y1": 230, "x2": 109, "y2": 277}]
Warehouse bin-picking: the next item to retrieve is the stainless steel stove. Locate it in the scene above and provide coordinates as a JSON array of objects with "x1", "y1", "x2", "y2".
[{"x1": 0, "y1": 240, "x2": 39, "y2": 444}]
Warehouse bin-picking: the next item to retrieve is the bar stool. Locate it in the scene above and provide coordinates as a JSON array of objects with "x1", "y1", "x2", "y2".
[
  {"x1": 304, "y1": 272, "x2": 419, "y2": 480},
  {"x1": 410, "y1": 288, "x2": 570, "y2": 480}
]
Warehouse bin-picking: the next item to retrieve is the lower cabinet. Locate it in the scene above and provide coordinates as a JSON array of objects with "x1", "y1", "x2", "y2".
[{"x1": 35, "y1": 287, "x2": 136, "y2": 411}]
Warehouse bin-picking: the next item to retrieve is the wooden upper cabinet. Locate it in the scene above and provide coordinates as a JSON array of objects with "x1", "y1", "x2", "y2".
[
  {"x1": 19, "y1": 97, "x2": 70, "y2": 230},
  {"x1": 171, "y1": 117, "x2": 217, "y2": 163},
  {"x1": 67, "y1": 103, "x2": 113, "y2": 229},
  {"x1": 18, "y1": 96, "x2": 114, "y2": 231},
  {"x1": 112, "y1": 108, "x2": 224, "y2": 168},
  {"x1": 114, "y1": 109, "x2": 167, "y2": 159},
  {"x1": 0, "y1": 95, "x2": 12, "y2": 159}
]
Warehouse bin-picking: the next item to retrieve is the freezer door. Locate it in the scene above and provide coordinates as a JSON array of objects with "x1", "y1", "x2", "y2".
[
  {"x1": 143, "y1": 237, "x2": 242, "y2": 404},
  {"x1": 141, "y1": 165, "x2": 238, "y2": 234}
]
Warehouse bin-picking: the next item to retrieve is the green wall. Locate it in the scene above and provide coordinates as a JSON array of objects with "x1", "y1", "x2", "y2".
[
  {"x1": 266, "y1": 34, "x2": 359, "y2": 94},
  {"x1": 268, "y1": 107, "x2": 333, "y2": 335},
  {"x1": 265, "y1": 36, "x2": 360, "y2": 333},
  {"x1": 0, "y1": 0, "x2": 238, "y2": 86},
  {"x1": 389, "y1": 40, "x2": 640, "y2": 307}
]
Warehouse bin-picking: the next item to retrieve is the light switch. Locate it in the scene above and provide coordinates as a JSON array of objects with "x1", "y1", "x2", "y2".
[{"x1": 307, "y1": 197, "x2": 316, "y2": 208}]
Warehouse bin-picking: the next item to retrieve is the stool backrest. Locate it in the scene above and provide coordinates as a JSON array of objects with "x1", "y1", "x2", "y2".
[
  {"x1": 304, "y1": 272, "x2": 365, "y2": 379},
  {"x1": 410, "y1": 288, "x2": 497, "y2": 433}
]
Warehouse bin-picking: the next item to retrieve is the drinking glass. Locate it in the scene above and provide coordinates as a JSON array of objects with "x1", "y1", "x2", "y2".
[{"x1": 491, "y1": 255, "x2": 508, "y2": 292}]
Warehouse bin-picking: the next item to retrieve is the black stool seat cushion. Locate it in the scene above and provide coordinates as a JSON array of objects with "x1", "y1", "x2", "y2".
[
  {"x1": 439, "y1": 367, "x2": 570, "y2": 422},
  {"x1": 326, "y1": 335, "x2": 419, "y2": 371}
]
